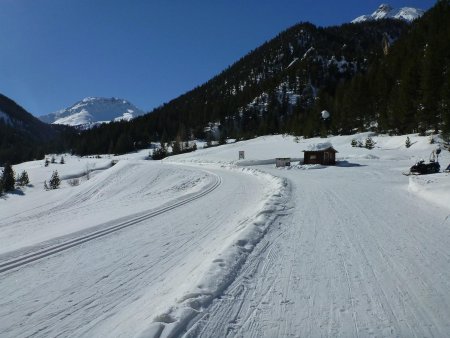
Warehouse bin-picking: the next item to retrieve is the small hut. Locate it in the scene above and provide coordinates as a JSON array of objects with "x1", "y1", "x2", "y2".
[
  {"x1": 276, "y1": 158, "x2": 291, "y2": 167},
  {"x1": 303, "y1": 143, "x2": 338, "y2": 165}
]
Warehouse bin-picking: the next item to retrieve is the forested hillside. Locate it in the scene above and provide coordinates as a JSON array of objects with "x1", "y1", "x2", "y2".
[
  {"x1": 70, "y1": 19, "x2": 408, "y2": 155},
  {"x1": 5, "y1": 1, "x2": 449, "y2": 161},
  {"x1": 329, "y1": 0, "x2": 450, "y2": 138},
  {"x1": 0, "y1": 94, "x2": 73, "y2": 165}
]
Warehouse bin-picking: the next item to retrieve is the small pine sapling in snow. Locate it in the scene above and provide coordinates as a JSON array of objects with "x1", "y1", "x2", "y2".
[
  {"x1": 51, "y1": 156, "x2": 56, "y2": 164},
  {"x1": 45, "y1": 158, "x2": 50, "y2": 167},
  {"x1": 365, "y1": 137, "x2": 375, "y2": 150},
  {"x1": 351, "y1": 139, "x2": 358, "y2": 147},
  {"x1": 19, "y1": 170, "x2": 30, "y2": 186},
  {"x1": 60, "y1": 156, "x2": 65, "y2": 164},
  {"x1": 49, "y1": 171, "x2": 61, "y2": 189},
  {"x1": 405, "y1": 136, "x2": 411, "y2": 148}
]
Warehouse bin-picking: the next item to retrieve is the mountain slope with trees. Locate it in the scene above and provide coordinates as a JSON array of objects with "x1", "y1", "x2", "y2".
[
  {"x1": 328, "y1": 0, "x2": 450, "y2": 140},
  {"x1": 70, "y1": 18, "x2": 408, "y2": 155},
  {"x1": 0, "y1": 93, "x2": 73, "y2": 165}
]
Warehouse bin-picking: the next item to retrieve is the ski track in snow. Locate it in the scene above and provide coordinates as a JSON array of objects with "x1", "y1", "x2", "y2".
[
  {"x1": 0, "y1": 162, "x2": 284, "y2": 338},
  {"x1": 1, "y1": 133, "x2": 450, "y2": 337},
  {"x1": 184, "y1": 162, "x2": 450, "y2": 337}
]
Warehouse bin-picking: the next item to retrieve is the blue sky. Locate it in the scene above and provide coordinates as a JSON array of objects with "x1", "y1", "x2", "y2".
[{"x1": 0, "y1": 0, "x2": 436, "y2": 116}]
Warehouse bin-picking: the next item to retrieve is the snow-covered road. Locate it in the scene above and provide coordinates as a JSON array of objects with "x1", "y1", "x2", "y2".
[
  {"x1": 185, "y1": 160, "x2": 450, "y2": 337},
  {"x1": 0, "y1": 162, "x2": 282, "y2": 337}
]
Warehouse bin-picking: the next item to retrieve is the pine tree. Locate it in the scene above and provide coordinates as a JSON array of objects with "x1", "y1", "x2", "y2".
[
  {"x1": 45, "y1": 158, "x2": 49, "y2": 167},
  {"x1": 51, "y1": 156, "x2": 56, "y2": 164},
  {"x1": 365, "y1": 137, "x2": 375, "y2": 150},
  {"x1": 1, "y1": 163, "x2": 15, "y2": 192},
  {"x1": 15, "y1": 170, "x2": 30, "y2": 187},
  {"x1": 60, "y1": 156, "x2": 65, "y2": 164},
  {"x1": 172, "y1": 135, "x2": 182, "y2": 155},
  {"x1": 405, "y1": 136, "x2": 411, "y2": 148},
  {"x1": 351, "y1": 139, "x2": 358, "y2": 147},
  {"x1": 152, "y1": 147, "x2": 167, "y2": 160},
  {"x1": 49, "y1": 170, "x2": 61, "y2": 189}
]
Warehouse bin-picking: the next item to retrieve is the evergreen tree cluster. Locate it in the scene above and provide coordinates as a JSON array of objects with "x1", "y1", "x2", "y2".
[
  {"x1": 44, "y1": 170, "x2": 61, "y2": 190},
  {"x1": 0, "y1": 163, "x2": 30, "y2": 195},
  {"x1": 67, "y1": 19, "x2": 407, "y2": 155},
  {"x1": 327, "y1": 1, "x2": 450, "y2": 137}
]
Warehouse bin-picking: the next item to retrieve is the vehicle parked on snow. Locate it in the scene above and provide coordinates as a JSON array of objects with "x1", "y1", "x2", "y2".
[
  {"x1": 408, "y1": 160, "x2": 440, "y2": 175},
  {"x1": 404, "y1": 148, "x2": 441, "y2": 175}
]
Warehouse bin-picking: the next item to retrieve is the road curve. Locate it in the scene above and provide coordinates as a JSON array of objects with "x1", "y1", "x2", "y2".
[{"x1": 0, "y1": 173, "x2": 221, "y2": 274}]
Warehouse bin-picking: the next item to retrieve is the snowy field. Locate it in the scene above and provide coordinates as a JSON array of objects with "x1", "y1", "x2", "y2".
[{"x1": 1, "y1": 133, "x2": 450, "y2": 337}]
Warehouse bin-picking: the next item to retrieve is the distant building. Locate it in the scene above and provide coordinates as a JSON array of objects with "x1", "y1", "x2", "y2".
[
  {"x1": 276, "y1": 158, "x2": 291, "y2": 167},
  {"x1": 303, "y1": 143, "x2": 338, "y2": 165}
]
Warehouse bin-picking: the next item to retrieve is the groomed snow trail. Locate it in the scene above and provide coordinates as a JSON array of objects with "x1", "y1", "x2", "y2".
[
  {"x1": 0, "y1": 163, "x2": 283, "y2": 338},
  {"x1": 185, "y1": 161, "x2": 450, "y2": 337}
]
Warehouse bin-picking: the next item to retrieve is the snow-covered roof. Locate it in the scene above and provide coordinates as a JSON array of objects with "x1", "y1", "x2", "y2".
[{"x1": 303, "y1": 142, "x2": 337, "y2": 152}]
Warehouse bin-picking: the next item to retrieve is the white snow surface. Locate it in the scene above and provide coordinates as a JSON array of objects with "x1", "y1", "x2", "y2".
[
  {"x1": 306, "y1": 141, "x2": 334, "y2": 151},
  {"x1": 39, "y1": 97, "x2": 145, "y2": 127},
  {"x1": 352, "y1": 3, "x2": 424, "y2": 23},
  {"x1": 1, "y1": 133, "x2": 450, "y2": 337}
]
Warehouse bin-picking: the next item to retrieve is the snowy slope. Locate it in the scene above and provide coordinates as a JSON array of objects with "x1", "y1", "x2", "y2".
[
  {"x1": 39, "y1": 97, "x2": 145, "y2": 128},
  {"x1": 352, "y1": 4, "x2": 424, "y2": 23}
]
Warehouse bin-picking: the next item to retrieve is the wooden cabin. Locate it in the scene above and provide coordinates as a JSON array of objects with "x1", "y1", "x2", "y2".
[{"x1": 303, "y1": 144, "x2": 338, "y2": 165}]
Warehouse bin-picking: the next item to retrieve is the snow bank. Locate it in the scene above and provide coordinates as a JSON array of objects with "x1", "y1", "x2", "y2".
[
  {"x1": 408, "y1": 174, "x2": 450, "y2": 211},
  {"x1": 138, "y1": 167, "x2": 289, "y2": 338}
]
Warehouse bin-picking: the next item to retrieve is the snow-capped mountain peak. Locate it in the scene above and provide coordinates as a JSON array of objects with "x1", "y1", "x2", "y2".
[
  {"x1": 352, "y1": 4, "x2": 424, "y2": 23},
  {"x1": 39, "y1": 97, "x2": 145, "y2": 128}
]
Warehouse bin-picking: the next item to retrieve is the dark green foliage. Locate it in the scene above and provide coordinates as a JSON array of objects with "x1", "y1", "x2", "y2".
[
  {"x1": 49, "y1": 171, "x2": 60, "y2": 190},
  {"x1": 152, "y1": 147, "x2": 168, "y2": 160},
  {"x1": 405, "y1": 136, "x2": 411, "y2": 148},
  {"x1": 351, "y1": 139, "x2": 358, "y2": 147},
  {"x1": 16, "y1": 170, "x2": 30, "y2": 187},
  {"x1": 331, "y1": 1, "x2": 450, "y2": 135},
  {"x1": 1, "y1": 163, "x2": 15, "y2": 192},
  {"x1": 172, "y1": 136, "x2": 182, "y2": 155},
  {"x1": 60, "y1": 156, "x2": 65, "y2": 164},
  {"x1": 365, "y1": 137, "x2": 375, "y2": 150}
]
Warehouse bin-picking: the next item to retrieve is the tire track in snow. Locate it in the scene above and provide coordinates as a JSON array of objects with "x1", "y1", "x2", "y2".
[{"x1": 0, "y1": 174, "x2": 221, "y2": 274}]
